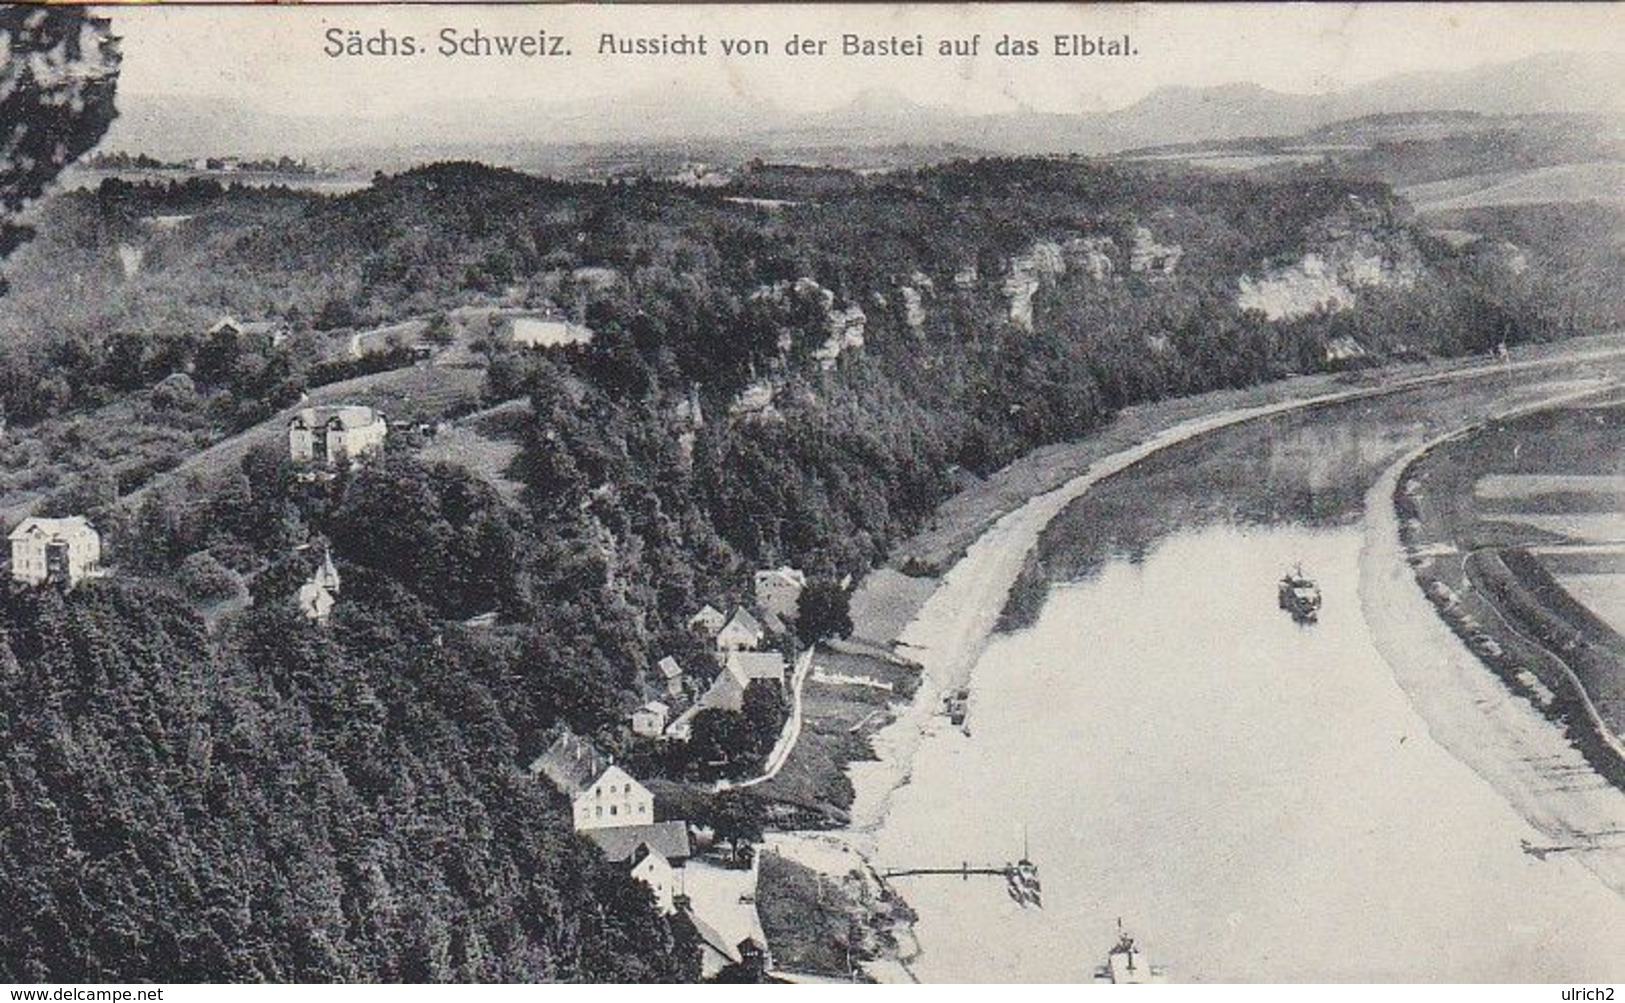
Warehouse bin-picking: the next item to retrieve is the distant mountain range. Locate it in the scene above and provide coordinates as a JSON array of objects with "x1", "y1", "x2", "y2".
[{"x1": 102, "y1": 50, "x2": 1625, "y2": 165}]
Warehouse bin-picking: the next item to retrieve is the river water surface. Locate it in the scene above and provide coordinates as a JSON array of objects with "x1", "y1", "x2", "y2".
[{"x1": 870, "y1": 362, "x2": 1625, "y2": 982}]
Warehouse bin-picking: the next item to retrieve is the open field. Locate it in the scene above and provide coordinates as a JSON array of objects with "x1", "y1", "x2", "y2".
[
  {"x1": 414, "y1": 398, "x2": 530, "y2": 501},
  {"x1": 1398, "y1": 393, "x2": 1625, "y2": 763},
  {"x1": 755, "y1": 644, "x2": 920, "y2": 823},
  {"x1": 1558, "y1": 575, "x2": 1625, "y2": 638},
  {"x1": 1402, "y1": 161, "x2": 1625, "y2": 213}
]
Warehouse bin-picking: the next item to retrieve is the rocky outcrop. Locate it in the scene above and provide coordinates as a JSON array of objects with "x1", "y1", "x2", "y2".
[
  {"x1": 730, "y1": 378, "x2": 779, "y2": 418},
  {"x1": 1325, "y1": 335, "x2": 1369, "y2": 363},
  {"x1": 751, "y1": 277, "x2": 869, "y2": 367},
  {"x1": 1129, "y1": 226, "x2": 1182, "y2": 276},
  {"x1": 1065, "y1": 236, "x2": 1116, "y2": 281},
  {"x1": 814, "y1": 302, "x2": 867, "y2": 367},
  {"x1": 792, "y1": 278, "x2": 867, "y2": 367},
  {"x1": 1237, "y1": 253, "x2": 1361, "y2": 320},
  {"x1": 900, "y1": 286, "x2": 926, "y2": 334},
  {"x1": 900, "y1": 271, "x2": 933, "y2": 335},
  {"x1": 1003, "y1": 241, "x2": 1066, "y2": 331},
  {"x1": 1237, "y1": 199, "x2": 1423, "y2": 321},
  {"x1": 1001, "y1": 226, "x2": 1174, "y2": 331}
]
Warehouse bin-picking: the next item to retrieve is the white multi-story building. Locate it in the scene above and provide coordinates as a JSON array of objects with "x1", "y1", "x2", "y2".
[
  {"x1": 288, "y1": 405, "x2": 388, "y2": 467},
  {"x1": 532, "y1": 730, "x2": 655, "y2": 832},
  {"x1": 9, "y1": 517, "x2": 102, "y2": 587}
]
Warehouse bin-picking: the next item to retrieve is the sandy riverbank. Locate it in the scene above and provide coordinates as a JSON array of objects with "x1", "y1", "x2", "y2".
[
  {"x1": 1361, "y1": 386, "x2": 1625, "y2": 897},
  {"x1": 775, "y1": 337, "x2": 1625, "y2": 980}
]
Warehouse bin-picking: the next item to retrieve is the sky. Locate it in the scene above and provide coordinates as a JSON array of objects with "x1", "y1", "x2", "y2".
[{"x1": 103, "y1": 2, "x2": 1625, "y2": 119}]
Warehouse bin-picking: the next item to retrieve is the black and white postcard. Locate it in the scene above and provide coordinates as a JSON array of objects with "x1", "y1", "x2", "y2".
[{"x1": 1, "y1": 2, "x2": 1623, "y2": 987}]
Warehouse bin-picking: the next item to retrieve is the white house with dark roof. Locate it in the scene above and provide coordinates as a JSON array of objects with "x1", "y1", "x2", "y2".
[
  {"x1": 209, "y1": 315, "x2": 288, "y2": 351},
  {"x1": 9, "y1": 517, "x2": 102, "y2": 587},
  {"x1": 531, "y1": 730, "x2": 653, "y2": 832},
  {"x1": 288, "y1": 405, "x2": 388, "y2": 467},
  {"x1": 688, "y1": 605, "x2": 727, "y2": 638},
  {"x1": 631, "y1": 700, "x2": 670, "y2": 738},
  {"x1": 715, "y1": 607, "x2": 765, "y2": 652},
  {"x1": 584, "y1": 820, "x2": 691, "y2": 914}
]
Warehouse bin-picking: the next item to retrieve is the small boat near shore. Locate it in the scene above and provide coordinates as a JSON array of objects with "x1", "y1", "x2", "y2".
[
  {"x1": 1093, "y1": 920, "x2": 1168, "y2": 984},
  {"x1": 943, "y1": 687, "x2": 970, "y2": 733},
  {"x1": 1278, "y1": 565, "x2": 1322, "y2": 622}
]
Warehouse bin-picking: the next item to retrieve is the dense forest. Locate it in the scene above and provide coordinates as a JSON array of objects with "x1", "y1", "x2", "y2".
[{"x1": 2, "y1": 153, "x2": 1619, "y2": 981}]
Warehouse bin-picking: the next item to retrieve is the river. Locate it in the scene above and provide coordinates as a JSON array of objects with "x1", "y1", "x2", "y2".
[{"x1": 867, "y1": 360, "x2": 1625, "y2": 982}]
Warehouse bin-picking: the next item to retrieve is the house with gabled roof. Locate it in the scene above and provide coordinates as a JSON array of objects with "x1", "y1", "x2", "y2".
[
  {"x1": 295, "y1": 547, "x2": 342, "y2": 624},
  {"x1": 715, "y1": 607, "x2": 765, "y2": 652},
  {"x1": 725, "y1": 649, "x2": 787, "y2": 687},
  {"x1": 289, "y1": 405, "x2": 388, "y2": 467},
  {"x1": 584, "y1": 821, "x2": 692, "y2": 914},
  {"x1": 530, "y1": 730, "x2": 654, "y2": 832},
  {"x1": 665, "y1": 648, "x2": 788, "y2": 739},
  {"x1": 209, "y1": 314, "x2": 288, "y2": 352},
  {"x1": 759, "y1": 607, "x2": 789, "y2": 637},
  {"x1": 683, "y1": 854, "x2": 769, "y2": 979},
  {"x1": 688, "y1": 604, "x2": 727, "y2": 638},
  {"x1": 631, "y1": 700, "x2": 670, "y2": 738}
]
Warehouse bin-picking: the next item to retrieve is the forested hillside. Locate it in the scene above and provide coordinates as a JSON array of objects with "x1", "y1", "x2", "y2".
[
  {"x1": 1, "y1": 155, "x2": 1616, "y2": 980},
  {"x1": 0, "y1": 561, "x2": 696, "y2": 981}
]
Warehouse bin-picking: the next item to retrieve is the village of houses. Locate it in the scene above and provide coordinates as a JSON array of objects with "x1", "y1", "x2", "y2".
[
  {"x1": 531, "y1": 564, "x2": 818, "y2": 981},
  {"x1": 6, "y1": 375, "x2": 833, "y2": 978}
]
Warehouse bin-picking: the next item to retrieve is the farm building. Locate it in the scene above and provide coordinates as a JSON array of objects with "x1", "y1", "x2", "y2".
[
  {"x1": 666, "y1": 649, "x2": 788, "y2": 736},
  {"x1": 208, "y1": 315, "x2": 288, "y2": 351},
  {"x1": 507, "y1": 313, "x2": 595, "y2": 349}
]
